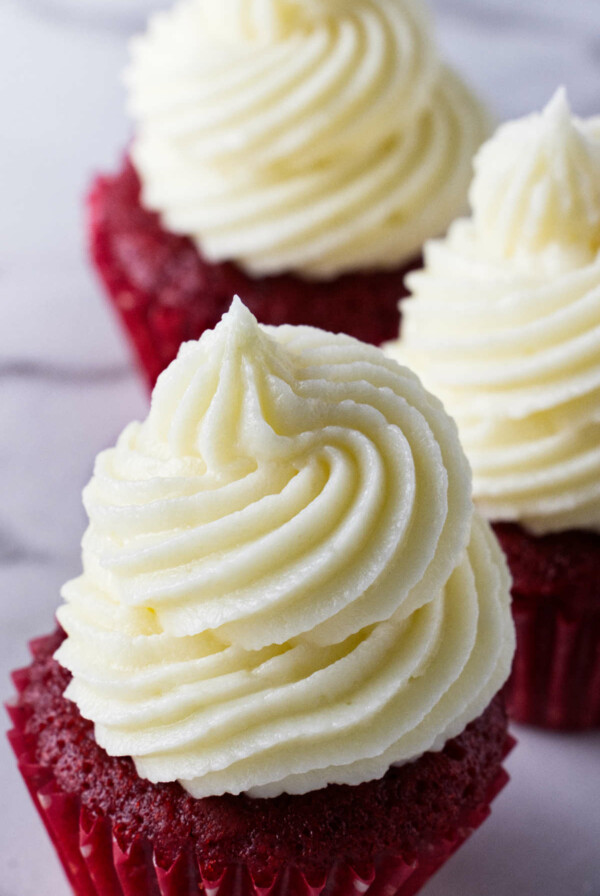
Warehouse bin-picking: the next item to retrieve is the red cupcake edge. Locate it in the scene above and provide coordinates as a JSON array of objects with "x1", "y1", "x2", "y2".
[
  {"x1": 87, "y1": 157, "x2": 415, "y2": 390},
  {"x1": 493, "y1": 523, "x2": 600, "y2": 730}
]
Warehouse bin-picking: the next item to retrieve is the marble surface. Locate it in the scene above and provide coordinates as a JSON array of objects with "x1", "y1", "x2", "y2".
[{"x1": 1, "y1": 1, "x2": 600, "y2": 894}]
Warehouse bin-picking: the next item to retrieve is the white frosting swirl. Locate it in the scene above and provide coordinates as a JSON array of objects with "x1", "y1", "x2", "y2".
[
  {"x1": 387, "y1": 90, "x2": 600, "y2": 534},
  {"x1": 56, "y1": 299, "x2": 514, "y2": 797},
  {"x1": 127, "y1": 0, "x2": 489, "y2": 279}
]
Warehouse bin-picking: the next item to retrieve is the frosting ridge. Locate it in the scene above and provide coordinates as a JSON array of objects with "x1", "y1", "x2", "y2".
[
  {"x1": 387, "y1": 90, "x2": 600, "y2": 533},
  {"x1": 56, "y1": 299, "x2": 514, "y2": 797},
  {"x1": 127, "y1": 0, "x2": 489, "y2": 278}
]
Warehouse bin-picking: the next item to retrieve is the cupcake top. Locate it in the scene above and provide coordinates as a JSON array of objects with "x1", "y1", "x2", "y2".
[
  {"x1": 126, "y1": 0, "x2": 489, "y2": 279},
  {"x1": 386, "y1": 89, "x2": 600, "y2": 534},
  {"x1": 56, "y1": 299, "x2": 514, "y2": 798}
]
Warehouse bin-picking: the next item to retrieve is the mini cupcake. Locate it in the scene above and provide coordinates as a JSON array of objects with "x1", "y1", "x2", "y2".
[
  {"x1": 8, "y1": 299, "x2": 515, "y2": 895},
  {"x1": 88, "y1": 0, "x2": 490, "y2": 388},
  {"x1": 386, "y1": 89, "x2": 600, "y2": 729}
]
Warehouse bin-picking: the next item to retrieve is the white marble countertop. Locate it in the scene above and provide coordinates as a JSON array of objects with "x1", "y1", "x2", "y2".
[{"x1": 1, "y1": 2, "x2": 600, "y2": 894}]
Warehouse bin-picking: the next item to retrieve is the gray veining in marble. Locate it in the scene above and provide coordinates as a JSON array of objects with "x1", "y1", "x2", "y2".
[{"x1": 1, "y1": 2, "x2": 600, "y2": 895}]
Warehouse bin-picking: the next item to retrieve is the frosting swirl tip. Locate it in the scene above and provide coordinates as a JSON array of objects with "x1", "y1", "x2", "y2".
[{"x1": 470, "y1": 87, "x2": 600, "y2": 263}]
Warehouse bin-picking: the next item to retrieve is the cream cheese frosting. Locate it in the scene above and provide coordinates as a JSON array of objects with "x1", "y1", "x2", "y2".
[
  {"x1": 386, "y1": 89, "x2": 600, "y2": 534},
  {"x1": 126, "y1": 0, "x2": 489, "y2": 279},
  {"x1": 56, "y1": 298, "x2": 514, "y2": 798}
]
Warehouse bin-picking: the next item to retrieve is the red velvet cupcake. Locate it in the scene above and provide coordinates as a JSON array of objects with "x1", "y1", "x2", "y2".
[
  {"x1": 88, "y1": 0, "x2": 490, "y2": 388},
  {"x1": 9, "y1": 303, "x2": 515, "y2": 894},
  {"x1": 387, "y1": 89, "x2": 600, "y2": 729}
]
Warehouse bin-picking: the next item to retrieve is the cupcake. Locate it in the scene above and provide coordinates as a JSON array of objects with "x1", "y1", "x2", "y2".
[
  {"x1": 8, "y1": 299, "x2": 515, "y2": 895},
  {"x1": 386, "y1": 89, "x2": 600, "y2": 729},
  {"x1": 88, "y1": 0, "x2": 490, "y2": 388}
]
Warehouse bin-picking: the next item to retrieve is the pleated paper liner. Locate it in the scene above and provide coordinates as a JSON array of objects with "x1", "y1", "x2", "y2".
[
  {"x1": 506, "y1": 593, "x2": 600, "y2": 729},
  {"x1": 8, "y1": 637, "x2": 514, "y2": 896}
]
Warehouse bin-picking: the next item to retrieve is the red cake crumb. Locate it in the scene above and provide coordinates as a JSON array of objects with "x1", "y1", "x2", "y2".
[
  {"x1": 88, "y1": 158, "x2": 415, "y2": 389},
  {"x1": 14, "y1": 631, "x2": 509, "y2": 880}
]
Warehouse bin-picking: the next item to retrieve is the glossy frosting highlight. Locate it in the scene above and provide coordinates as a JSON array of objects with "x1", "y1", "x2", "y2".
[
  {"x1": 387, "y1": 90, "x2": 600, "y2": 534},
  {"x1": 127, "y1": 0, "x2": 489, "y2": 278},
  {"x1": 56, "y1": 299, "x2": 514, "y2": 797}
]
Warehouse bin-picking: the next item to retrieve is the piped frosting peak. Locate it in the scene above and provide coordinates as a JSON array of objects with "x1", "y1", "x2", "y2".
[
  {"x1": 470, "y1": 88, "x2": 600, "y2": 265},
  {"x1": 201, "y1": 0, "x2": 355, "y2": 42}
]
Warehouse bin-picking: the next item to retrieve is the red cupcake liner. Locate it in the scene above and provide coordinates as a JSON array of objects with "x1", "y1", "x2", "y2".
[
  {"x1": 505, "y1": 594, "x2": 600, "y2": 730},
  {"x1": 7, "y1": 642, "x2": 513, "y2": 896},
  {"x1": 87, "y1": 158, "x2": 415, "y2": 390}
]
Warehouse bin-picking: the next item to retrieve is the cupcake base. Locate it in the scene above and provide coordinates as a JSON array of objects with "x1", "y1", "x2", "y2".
[
  {"x1": 494, "y1": 523, "x2": 600, "y2": 730},
  {"x1": 8, "y1": 630, "x2": 513, "y2": 896},
  {"x1": 88, "y1": 158, "x2": 417, "y2": 389}
]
